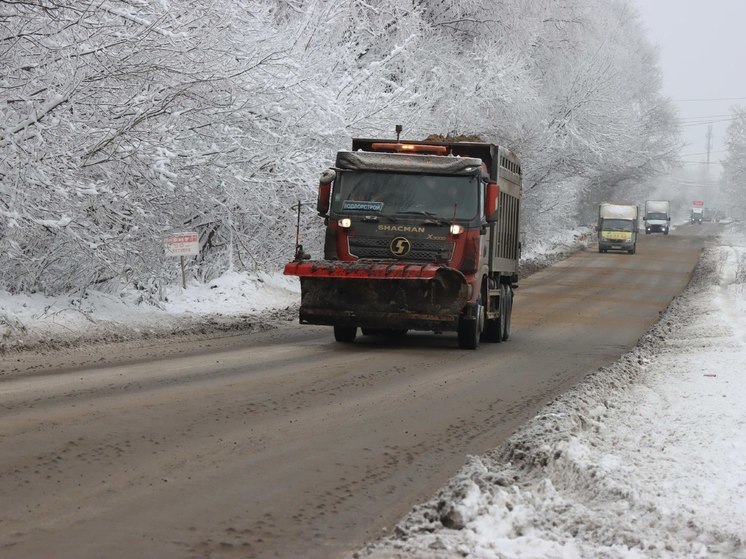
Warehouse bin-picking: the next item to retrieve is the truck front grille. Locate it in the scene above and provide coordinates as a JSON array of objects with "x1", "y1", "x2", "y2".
[{"x1": 348, "y1": 236, "x2": 454, "y2": 261}]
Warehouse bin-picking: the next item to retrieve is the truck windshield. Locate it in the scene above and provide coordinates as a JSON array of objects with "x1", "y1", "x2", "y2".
[
  {"x1": 331, "y1": 171, "x2": 479, "y2": 220},
  {"x1": 646, "y1": 212, "x2": 667, "y2": 220},
  {"x1": 602, "y1": 219, "x2": 634, "y2": 232}
]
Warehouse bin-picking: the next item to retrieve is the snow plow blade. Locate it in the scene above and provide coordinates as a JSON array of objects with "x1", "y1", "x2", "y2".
[{"x1": 284, "y1": 260, "x2": 468, "y2": 331}]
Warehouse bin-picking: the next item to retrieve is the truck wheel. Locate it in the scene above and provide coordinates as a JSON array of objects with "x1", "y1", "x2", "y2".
[
  {"x1": 502, "y1": 286, "x2": 513, "y2": 341},
  {"x1": 458, "y1": 295, "x2": 483, "y2": 350},
  {"x1": 334, "y1": 325, "x2": 357, "y2": 343},
  {"x1": 482, "y1": 283, "x2": 504, "y2": 343},
  {"x1": 628, "y1": 245, "x2": 636, "y2": 255}
]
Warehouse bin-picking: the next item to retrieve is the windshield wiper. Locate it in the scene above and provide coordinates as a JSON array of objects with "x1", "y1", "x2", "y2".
[
  {"x1": 396, "y1": 210, "x2": 437, "y2": 217},
  {"x1": 395, "y1": 210, "x2": 449, "y2": 225}
]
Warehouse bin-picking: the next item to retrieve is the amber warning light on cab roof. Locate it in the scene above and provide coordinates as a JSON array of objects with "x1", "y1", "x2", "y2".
[{"x1": 370, "y1": 142, "x2": 448, "y2": 155}]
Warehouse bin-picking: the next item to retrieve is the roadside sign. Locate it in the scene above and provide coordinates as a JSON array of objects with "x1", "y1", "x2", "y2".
[
  {"x1": 164, "y1": 232, "x2": 199, "y2": 257},
  {"x1": 692, "y1": 200, "x2": 704, "y2": 207},
  {"x1": 164, "y1": 232, "x2": 199, "y2": 289}
]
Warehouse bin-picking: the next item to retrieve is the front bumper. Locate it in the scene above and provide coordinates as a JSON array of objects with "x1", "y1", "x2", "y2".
[{"x1": 599, "y1": 239, "x2": 634, "y2": 251}]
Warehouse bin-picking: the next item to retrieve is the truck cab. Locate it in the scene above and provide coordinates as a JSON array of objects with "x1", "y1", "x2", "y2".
[
  {"x1": 325, "y1": 150, "x2": 483, "y2": 265},
  {"x1": 643, "y1": 200, "x2": 671, "y2": 235},
  {"x1": 598, "y1": 202, "x2": 639, "y2": 254}
]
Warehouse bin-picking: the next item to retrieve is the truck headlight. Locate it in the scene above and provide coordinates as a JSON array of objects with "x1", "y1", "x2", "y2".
[
  {"x1": 449, "y1": 224, "x2": 464, "y2": 235},
  {"x1": 338, "y1": 218, "x2": 352, "y2": 229}
]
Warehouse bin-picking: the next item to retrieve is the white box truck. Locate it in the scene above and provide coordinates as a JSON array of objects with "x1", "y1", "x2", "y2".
[{"x1": 643, "y1": 200, "x2": 671, "y2": 235}]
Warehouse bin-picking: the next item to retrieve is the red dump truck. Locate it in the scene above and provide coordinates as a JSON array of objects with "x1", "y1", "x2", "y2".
[{"x1": 284, "y1": 131, "x2": 522, "y2": 349}]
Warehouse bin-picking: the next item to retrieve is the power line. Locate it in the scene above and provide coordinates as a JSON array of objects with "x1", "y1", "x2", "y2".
[
  {"x1": 677, "y1": 114, "x2": 733, "y2": 121},
  {"x1": 674, "y1": 96, "x2": 746, "y2": 102},
  {"x1": 681, "y1": 150, "x2": 728, "y2": 157},
  {"x1": 681, "y1": 117, "x2": 739, "y2": 127}
]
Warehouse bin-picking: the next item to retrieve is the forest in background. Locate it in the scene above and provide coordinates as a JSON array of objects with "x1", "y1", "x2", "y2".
[
  {"x1": 1, "y1": 0, "x2": 683, "y2": 298},
  {"x1": 722, "y1": 108, "x2": 746, "y2": 218}
]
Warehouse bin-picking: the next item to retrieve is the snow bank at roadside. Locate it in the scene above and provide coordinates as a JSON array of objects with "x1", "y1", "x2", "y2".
[
  {"x1": 0, "y1": 271, "x2": 300, "y2": 353},
  {"x1": 355, "y1": 231, "x2": 746, "y2": 559},
  {"x1": 519, "y1": 227, "x2": 594, "y2": 276}
]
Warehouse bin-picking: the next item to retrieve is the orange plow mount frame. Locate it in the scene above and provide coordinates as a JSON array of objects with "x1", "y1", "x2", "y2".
[{"x1": 284, "y1": 260, "x2": 469, "y2": 331}]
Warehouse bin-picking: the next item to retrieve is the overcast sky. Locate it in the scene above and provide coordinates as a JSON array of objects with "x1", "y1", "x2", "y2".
[{"x1": 633, "y1": 0, "x2": 746, "y2": 165}]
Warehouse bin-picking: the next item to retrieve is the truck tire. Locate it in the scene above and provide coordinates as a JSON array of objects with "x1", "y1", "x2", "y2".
[
  {"x1": 502, "y1": 285, "x2": 513, "y2": 341},
  {"x1": 458, "y1": 295, "x2": 483, "y2": 350},
  {"x1": 334, "y1": 325, "x2": 357, "y2": 343}
]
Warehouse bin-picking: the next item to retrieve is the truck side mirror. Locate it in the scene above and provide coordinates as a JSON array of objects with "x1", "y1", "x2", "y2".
[
  {"x1": 316, "y1": 169, "x2": 336, "y2": 215},
  {"x1": 485, "y1": 182, "x2": 499, "y2": 221}
]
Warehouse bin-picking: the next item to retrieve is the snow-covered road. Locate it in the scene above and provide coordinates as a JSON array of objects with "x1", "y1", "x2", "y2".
[
  {"x1": 1, "y1": 227, "x2": 743, "y2": 558},
  {"x1": 356, "y1": 230, "x2": 746, "y2": 559}
]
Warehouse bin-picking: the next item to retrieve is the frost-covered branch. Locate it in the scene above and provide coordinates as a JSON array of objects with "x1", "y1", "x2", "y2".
[{"x1": 0, "y1": 0, "x2": 680, "y2": 296}]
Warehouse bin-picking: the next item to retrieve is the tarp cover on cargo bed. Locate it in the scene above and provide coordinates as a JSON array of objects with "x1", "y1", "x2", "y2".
[{"x1": 336, "y1": 151, "x2": 482, "y2": 175}]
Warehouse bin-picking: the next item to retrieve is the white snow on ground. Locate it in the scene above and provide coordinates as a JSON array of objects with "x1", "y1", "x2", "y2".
[
  {"x1": 1, "y1": 226, "x2": 744, "y2": 558},
  {"x1": 355, "y1": 228, "x2": 746, "y2": 559},
  {"x1": 0, "y1": 271, "x2": 301, "y2": 351}
]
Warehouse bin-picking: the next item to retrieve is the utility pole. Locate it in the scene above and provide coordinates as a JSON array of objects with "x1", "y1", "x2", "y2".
[{"x1": 705, "y1": 123, "x2": 713, "y2": 164}]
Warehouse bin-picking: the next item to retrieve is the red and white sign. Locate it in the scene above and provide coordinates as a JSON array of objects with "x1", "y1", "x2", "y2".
[
  {"x1": 692, "y1": 200, "x2": 704, "y2": 207},
  {"x1": 164, "y1": 232, "x2": 199, "y2": 257}
]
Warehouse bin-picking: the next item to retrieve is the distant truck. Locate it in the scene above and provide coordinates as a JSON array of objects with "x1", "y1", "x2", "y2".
[
  {"x1": 597, "y1": 202, "x2": 639, "y2": 254},
  {"x1": 284, "y1": 130, "x2": 522, "y2": 349},
  {"x1": 643, "y1": 200, "x2": 671, "y2": 235},
  {"x1": 690, "y1": 200, "x2": 704, "y2": 224}
]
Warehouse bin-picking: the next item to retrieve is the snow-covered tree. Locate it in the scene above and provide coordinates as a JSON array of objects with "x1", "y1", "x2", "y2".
[
  {"x1": 0, "y1": 0, "x2": 680, "y2": 298},
  {"x1": 721, "y1": 107, "x2": 746, "y2": 220}
]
